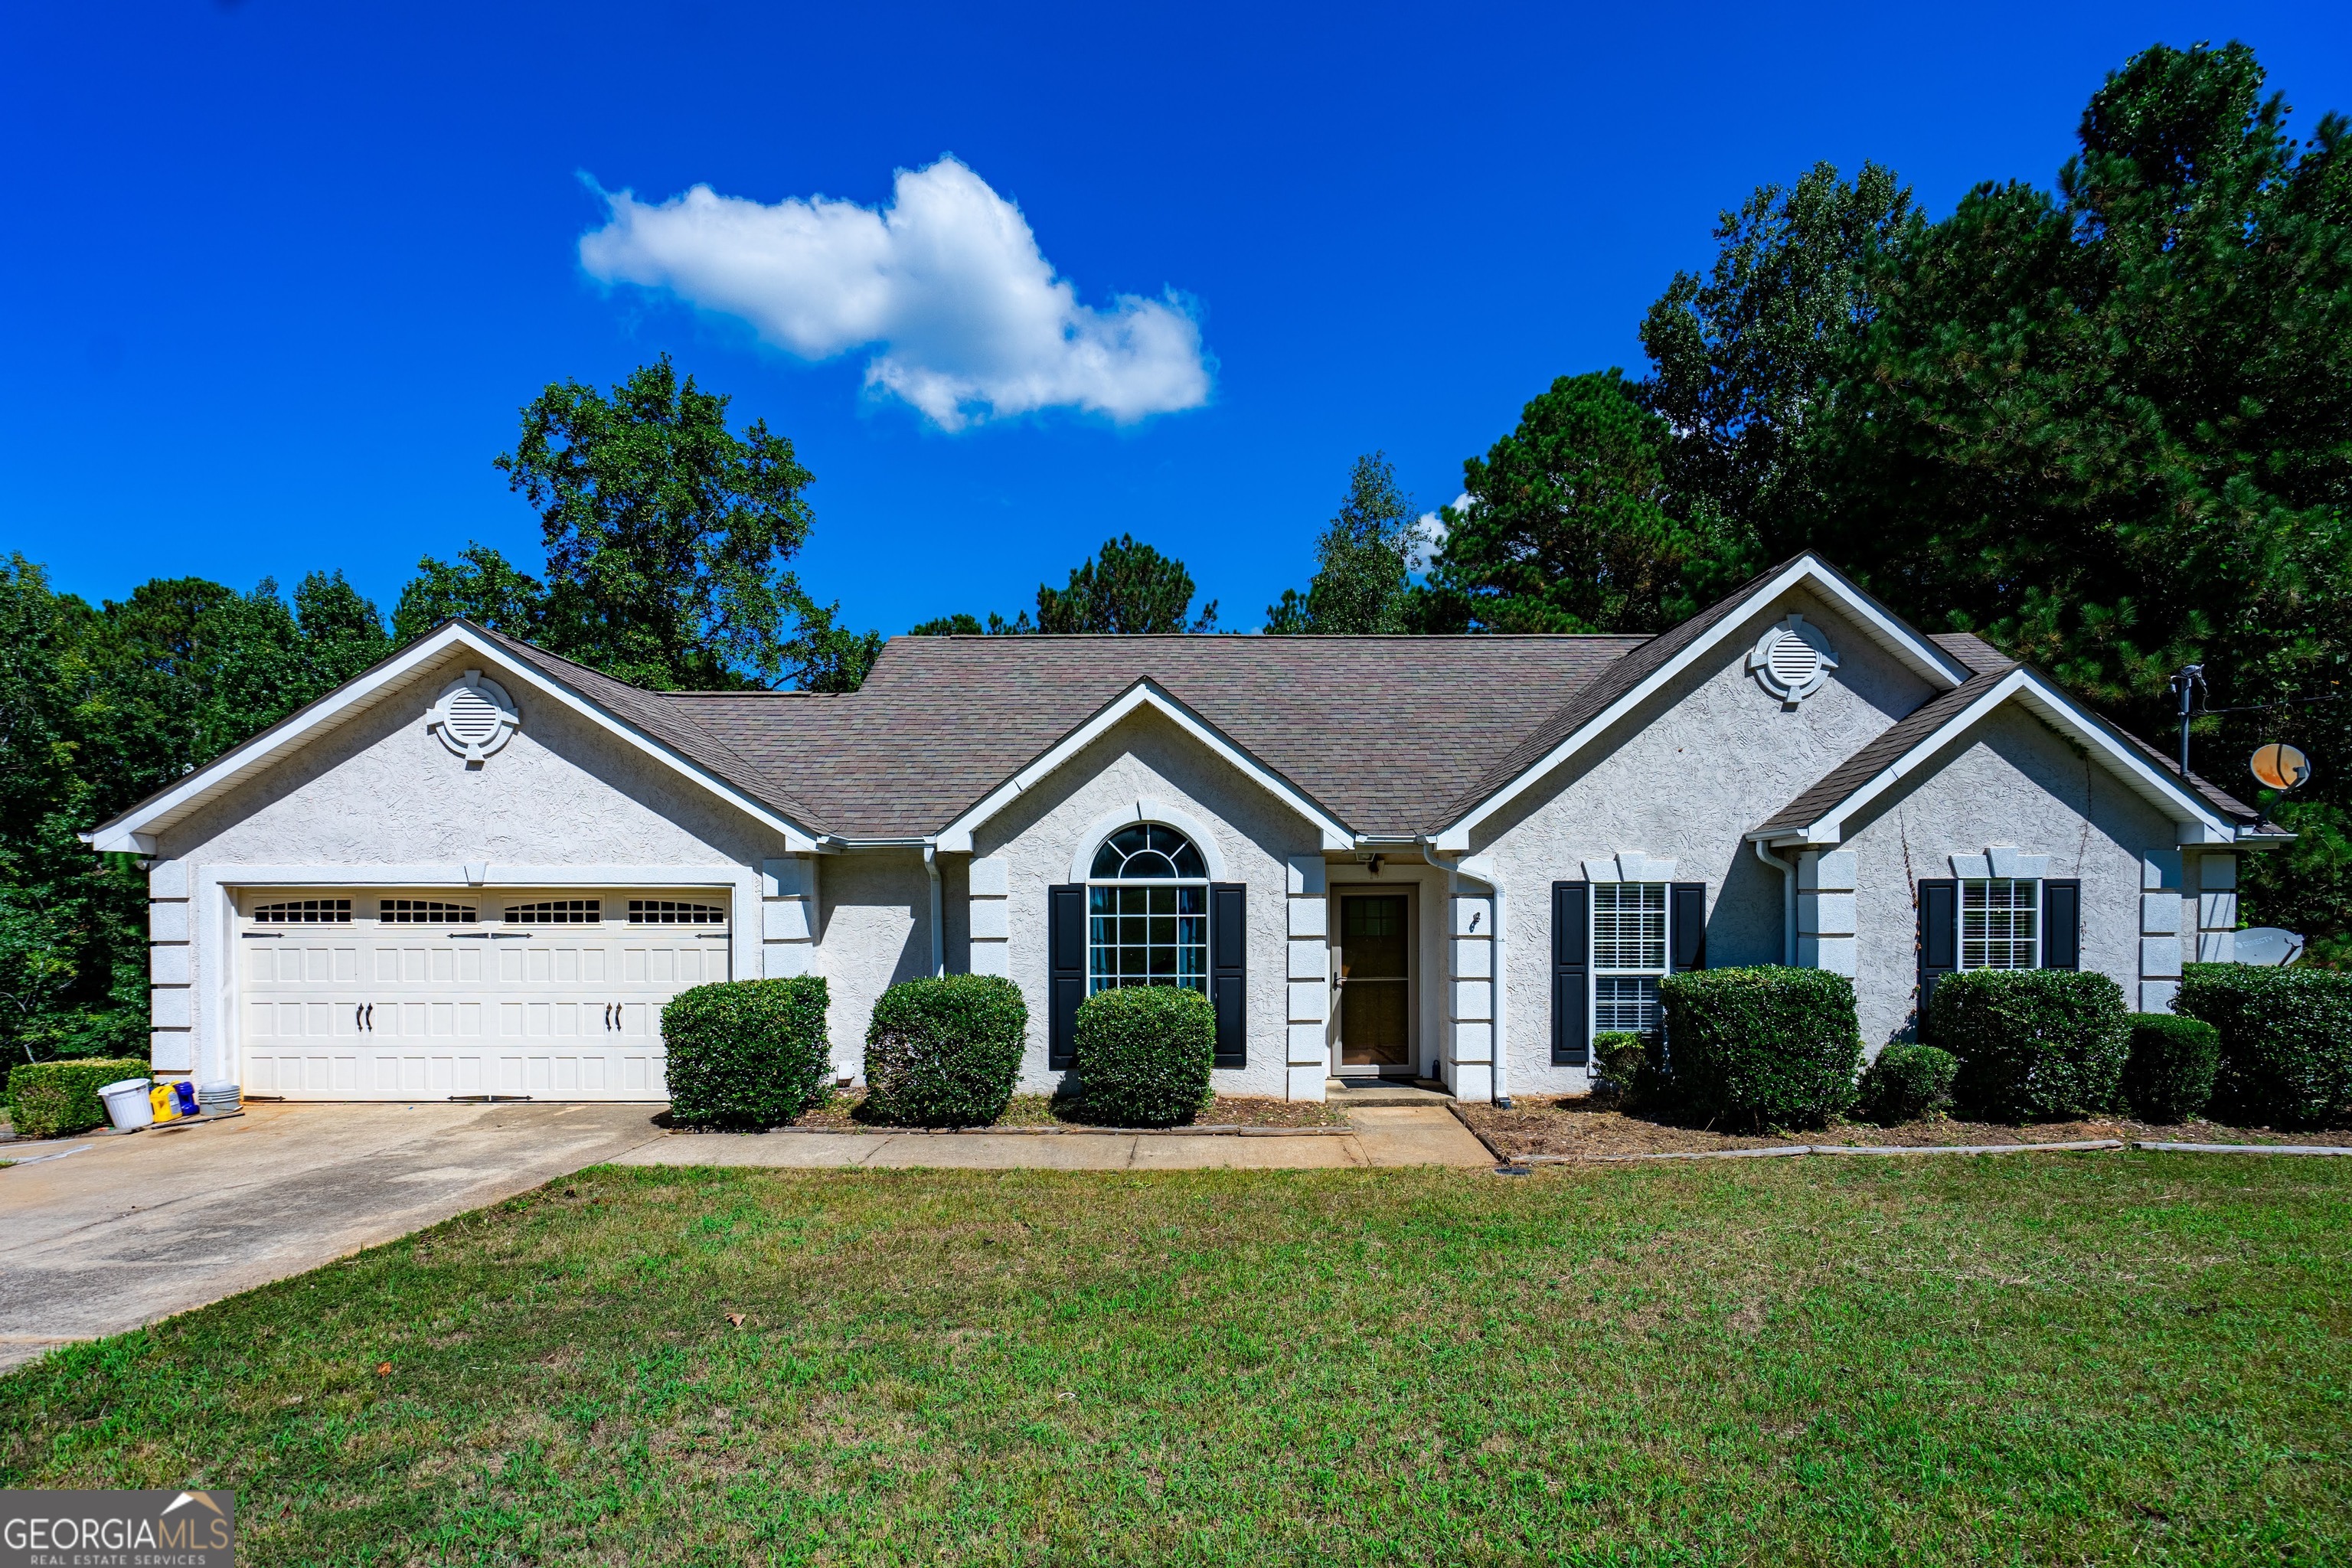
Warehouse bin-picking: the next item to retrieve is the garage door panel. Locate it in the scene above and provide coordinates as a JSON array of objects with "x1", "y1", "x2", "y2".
[{"x1": 240, "y1": 886, "x2": 722, "y2": 1101}]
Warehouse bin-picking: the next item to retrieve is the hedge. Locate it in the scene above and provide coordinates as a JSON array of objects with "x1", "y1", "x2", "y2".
[
  {"x1": 1933, "y1": 969, "x2": 2130, "y2": 1122},
  {"x1": 1657, "y1": 966, "x2": 1862, "y2": 1131},
  {"x1": 1071, "y1": 984, "x2": 1215, "y2": 1128},
  {"x1": 2121, "y1": 1014, "x2": 2220, "y2": 1125},
  {"x1": 1859, "y1": 1043, "x2": 1958, "y2": 1125},
  {"x1": 864, "y1": 974, "x2": 1027, "y2": 1127},
  {"x1": 2175, "y1": 963, "x2": 2352, "y2": 1129},
  {"x1": 5, "y1": 1057, "x2": 149, "y2": 1139},
  {"x1": 662, "y1": 978, "x2": 831, "y2": 1129}
]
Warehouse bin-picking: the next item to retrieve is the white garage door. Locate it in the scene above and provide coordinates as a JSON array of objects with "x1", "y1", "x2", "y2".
[{"x1": 238, "y1": 888, "x2": 732, "y2": 1100}]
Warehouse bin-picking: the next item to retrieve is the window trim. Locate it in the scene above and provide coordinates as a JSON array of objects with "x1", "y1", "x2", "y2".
[
  {"x1": 1083, "y1": 823, "x2": 1211, "y2": 996},
  {"x1": 1590, "y1": 880, "x2": 1669, "y2": 1038},
  {"x1": 1958, "y1": 877, "x2": 2040, "y2": 971}
]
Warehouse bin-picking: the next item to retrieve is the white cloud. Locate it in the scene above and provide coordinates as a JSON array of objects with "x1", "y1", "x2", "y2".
[
  {"x1": 578, "y1": 157, "x2": 1211, "y2": 430},
  {"x1": 1408, "y1": 493, "x2": 1470, "y2": 573}
]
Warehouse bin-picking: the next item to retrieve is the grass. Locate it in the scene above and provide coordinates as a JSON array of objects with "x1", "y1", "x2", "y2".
[
  {"x1": 4, "y1": 1156, "x2": 2349, "y2": 1565},
  {"x1": 786, "y1": 1091, "x2": 1349, "y2": 1130}
]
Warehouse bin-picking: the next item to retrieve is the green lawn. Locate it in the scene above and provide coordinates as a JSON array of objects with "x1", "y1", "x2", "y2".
[{"x1": 5, "y1": 1157, "x2": 2348, "y2": 1565}]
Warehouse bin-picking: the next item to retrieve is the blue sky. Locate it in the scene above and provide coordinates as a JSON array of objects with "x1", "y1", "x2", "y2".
[{"x1": 7, "y1": 2, "x2": 2349, "y2": 641}]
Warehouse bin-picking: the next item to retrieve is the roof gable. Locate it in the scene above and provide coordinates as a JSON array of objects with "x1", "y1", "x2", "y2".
[
  {"x1": 84, "y1": 622, "x2": 826, "y2": 854},
  {"x1": 1751, "y1": 664, "x2": 2256, "y2": 848},
  {"x1": 1432, "y1": 554, "x2": 1972, "y2": 847}
]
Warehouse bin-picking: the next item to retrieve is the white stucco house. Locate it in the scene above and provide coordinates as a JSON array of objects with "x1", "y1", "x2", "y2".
[{"x1": 86, "y1": 554, "x2": 2283, "y2": 1106}]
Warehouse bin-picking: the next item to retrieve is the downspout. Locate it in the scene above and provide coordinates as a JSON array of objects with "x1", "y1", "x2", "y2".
[
  {"x1": 1753, "y1": 839, "x2": 1795, "y2": 966},
  {"x1": 923, "y1": 842, "x2": 944, "y2": 977},
  {"x1": 1424, "y1": 838, "x2": 1511, "y2": 1109}
]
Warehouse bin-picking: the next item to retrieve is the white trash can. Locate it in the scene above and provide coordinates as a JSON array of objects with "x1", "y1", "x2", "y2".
[{"x1": 98, "y1": 1077, "x2": 155, "y2": 1132}]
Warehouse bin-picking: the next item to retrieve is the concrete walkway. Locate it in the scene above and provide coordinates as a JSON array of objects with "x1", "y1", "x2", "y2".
[
  {"x1": 0, "y1": 1102, "x2": 662, "y2": 1370},
  {"x1": 615, "y1": 1104, "x2": 1494, "y2": 1172}
]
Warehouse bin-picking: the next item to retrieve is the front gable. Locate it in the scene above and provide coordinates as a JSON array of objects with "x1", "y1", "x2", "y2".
[
  {"x1": 1435, "y1": 554, "x2": 1969, "y2": 848},
  {"x1": 86, "y1": 622, "x2": 823, "y2": 858}
]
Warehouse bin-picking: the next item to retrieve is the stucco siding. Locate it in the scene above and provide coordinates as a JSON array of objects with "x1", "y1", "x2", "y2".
[
  {"x1": 974, "y1": 707, "x2": 1318, "y2": 1096},
  {"x1": 1840, "y1": 704, "x2": 2175, "y2": 1048},
  {"x1": 1478, "y1": 586, "x2": 1939, "y2": 1097},
  {"x1": 815, "y1": 849, "x2": 934, "y2": 1076},
  {"x1": 153, "y1": 652, "x2": 789, "y2": 1086}
]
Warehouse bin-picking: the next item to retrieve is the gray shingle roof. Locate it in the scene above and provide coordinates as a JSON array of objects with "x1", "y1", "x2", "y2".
[
  {"x1": 1749, "y1": 665, "x2": 2018, "y2": 839},
  {"x1": 678, "y1": 634, "x2": 1643, "y2": 838}
]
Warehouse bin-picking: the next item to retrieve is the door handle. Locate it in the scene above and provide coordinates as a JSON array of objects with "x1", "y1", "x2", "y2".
[
  {"x1": 355, "y1": 1003, "x2": 364, "y2": 1032},
  {"x1": 603, "y1": 1003, "x2": 614, "y2": 1031},
  {"x1": 364, "y1": 1003, "x2": 374, "y2": 1031}
]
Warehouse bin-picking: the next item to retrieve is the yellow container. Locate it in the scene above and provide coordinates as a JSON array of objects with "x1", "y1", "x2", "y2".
[{"x1": 149, "y1": 1083, "x2": 180, "y2": 1122}]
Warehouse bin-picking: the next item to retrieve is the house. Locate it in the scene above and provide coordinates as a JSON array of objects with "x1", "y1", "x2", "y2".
[{"x1": 87, "y1": 554, "x2": 2283, "y2": 1105}]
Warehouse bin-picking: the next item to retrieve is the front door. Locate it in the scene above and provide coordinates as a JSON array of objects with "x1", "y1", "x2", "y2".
[{"x1": 1336, "y1": 892, "x2": 1413, "y2": 1077}]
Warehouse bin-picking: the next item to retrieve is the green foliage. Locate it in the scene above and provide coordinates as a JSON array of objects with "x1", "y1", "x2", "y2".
[
  {"x1": 1858, "y1": 1043, "x2": 1959, "y2": 1125},
  {"x1": 782, "y1": 597, "x2": 884, "y2": 694},
  {"x1": 390, "y1": 544, "x2": 548, "y2": 644},
  {"x1": 2122, "y1": 1014, "x2": 2222, "y2": 1125},
  {"x1": 661, "y1": 978, "x2": 831, "y2": 1129},
  {"x1": 1411, "y1": 371, "x2": 1753, "y2": 634},
  {"x1": 1658, "y1": 966, "x2": 1863, "y2": 1131},
  {"x1": 1265, "y1": 452, "x2": 1418, "y2": 634},
  {"x1": 863, "y1": 975, "x2": 1028, "y2": 1127},
  {"x1": 5, "y1": 1057, "x2": 148, "y2": 1138},
  {"x1": 2176, "y1": 963, "x2": 2352, "y2": 1129},
  {"x1": 489, "y1": 354, "x2": 822, "y2": 690},
  {"x1": 1638, "y1": 160, "x2": 1913, "y2": 564},
  {"x1": 1932, "y1": 970, "x2": 2131, "y2": 1121},
  {"x1": 1071, "y1": 984, "x2": 1215, "y2": 1127},
  {"x1": 0, "y1": 558, "x2": 390, "y2": 1063},
  {"x1": 921, "y1": 534, "x2": 1217, "y2": 638},
  {"x1": 1034, "y1": 535, "x2": 1216, "y2": 634},
  {"x1": 1591, "y1": 1031, "x2": 1664, "y2": 1107}
]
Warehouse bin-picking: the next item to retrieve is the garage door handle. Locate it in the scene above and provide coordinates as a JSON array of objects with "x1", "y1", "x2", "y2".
[
  {"x1": 364, "y1": 1003, "x2": 374, "y2": 1031},
  {"x1": 603, "y1": 1004, "x2": 613, "y2": 1031}
]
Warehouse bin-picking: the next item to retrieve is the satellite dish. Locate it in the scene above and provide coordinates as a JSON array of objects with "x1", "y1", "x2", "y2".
[
  {"x1": 2233, "y1": 927, "x2": 2305, "y2": 967},
  {"x1": 2250, "y1": 743, "x2": 2311, "y2": 792}
]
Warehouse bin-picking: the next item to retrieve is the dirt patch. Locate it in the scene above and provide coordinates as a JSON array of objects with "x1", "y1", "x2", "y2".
[
  {"x1": 1460, "y1": 1096, "x2": 2352, "y2": 1161},
  {"x1": 783, "y1": 1092, "x2": 1348, "y2": 1132}
]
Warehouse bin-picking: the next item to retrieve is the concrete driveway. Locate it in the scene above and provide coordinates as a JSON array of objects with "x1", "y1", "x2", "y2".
[{"x1": 0, "y1": 1102, "x2": 663, "y2": 1372}]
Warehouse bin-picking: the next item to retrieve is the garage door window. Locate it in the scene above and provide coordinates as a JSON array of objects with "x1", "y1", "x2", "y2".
[
  {"x1": 629, "y1": 899, "x2": 725, "y2": 924},
  {"x1": 379, "y1": 899, "x2": 479, "y2": 924},
  {"x1": 504, "y1": 899, "x2": 602, "y2": 924},
  {"x1": 253, "y1": 898, "x2": 351, "y2": 923}
]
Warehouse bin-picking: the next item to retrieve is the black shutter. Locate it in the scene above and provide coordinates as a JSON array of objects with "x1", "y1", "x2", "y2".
[
  {"x1": 2042, "y1": 880, "x2": 2081, "y2": 971},
  {"x1": 1917, "y1": 879, "x2": 1957, "y2": 1040},
  {"x1": 1210, "y1": 882, "x2": 1246, "y2": 1068},
  {"x1": 1551, "y1": 880, "x2": 1589, "y2": 1066},
  {"x1": 1048, "y1": 884, "x2": 1085, "y2": 1070},
  {"x1": 1670, "y1": 882, "x2": 1707, "y2": 972}
]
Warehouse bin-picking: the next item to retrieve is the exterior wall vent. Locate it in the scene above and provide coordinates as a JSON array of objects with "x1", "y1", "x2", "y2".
[
  {"x1": 428, "y1": 670, "x2": 521, "y2": 763},
  {"x1": 1748, "y1": 615, "x2": 1839, "y2": 706}
]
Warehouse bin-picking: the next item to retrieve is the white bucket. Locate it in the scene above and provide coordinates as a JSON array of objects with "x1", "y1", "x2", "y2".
[{"x1": 98, "y1": 1077, "x2": 154, "y2": 1132}]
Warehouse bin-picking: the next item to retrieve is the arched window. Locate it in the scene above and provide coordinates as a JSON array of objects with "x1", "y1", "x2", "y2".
[{"x1": 1086, "y1": 824, "x2": 1208, "y2": 993}]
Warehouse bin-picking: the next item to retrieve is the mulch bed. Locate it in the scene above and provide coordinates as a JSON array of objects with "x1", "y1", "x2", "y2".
[
  {"x1": 783, "y1": 1091, "x2": 1349, "y2": 1132},
  {"x1": 1459, "y1": 1095, "x2": 2352, "y2": 1161}
]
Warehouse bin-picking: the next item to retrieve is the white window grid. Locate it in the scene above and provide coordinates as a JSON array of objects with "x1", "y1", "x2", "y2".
[
  {"x1": 252, "y1": 899, "x2": 351, "y2": 923},
  {"x1": 1086, "y1": 825, "x2": 1209, "y2": 995},
  {"x1": 378, "y1": 899, "x2": 478, "y2": 925},
  {"x1": 503, "y1": 899, "x2": 603, "y2": 925},
  {"x1": 1592, "y1": 882, "x2": 1668, "y2": 1037},
  {"x1": 1961, "y1": 878, "x2": 2039, "y2": 969}
]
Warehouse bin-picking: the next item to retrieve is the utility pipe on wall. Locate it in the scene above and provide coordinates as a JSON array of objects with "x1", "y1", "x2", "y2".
[
  {"x1": 1752, "y1": 839, "x2": 1796, "y2": 966},
  {"x1": 923, "y1": 843, "x2": 944, "y2": 977}
]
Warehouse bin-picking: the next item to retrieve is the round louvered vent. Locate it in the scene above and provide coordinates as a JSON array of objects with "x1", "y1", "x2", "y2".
[
  {"x1": 1747, "y1": 616, "x2": 1838, "y2": 704},
  {"x1": 1767, "y1": 636, "x2": 1821, "y2": 690},
  {"x1": 428, "y1": 672, "x2": 520, "y2": 762}
]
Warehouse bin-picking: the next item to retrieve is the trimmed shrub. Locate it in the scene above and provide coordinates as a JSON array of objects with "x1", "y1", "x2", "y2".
[
  {"x1": 5, "y1": 1057, "x2": 149, "y2": 1138},
  {"x1": 662, "y1": 978, "x2": 831, "y2": 1129},
  {"x1": 2175, "y1": 963, "x2": 2352, "y2": 1129},
  {"x1": 1859, "y1": 1043, "x2": 1959, "y2": 1125},
  {"x1": 1658, "y1": 966, "x2": 1862, "y2": 1131},
  {"x1": 1933, "y1": 969, "x2": 2130, "y2": 1122},
  {"x1": 864, "y1": 974, "x2": 1028, "y2": 1127},
  {"x1": 1592, "y1": 1031, "x2": 1647, "y2": 1098},
  {"x1": 1071, "y1": 984, "x2": 1215, "y2": 1128},
  {"x1": 2121, "y1": 1014, "x2": 2220, "y2": 1125}
]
